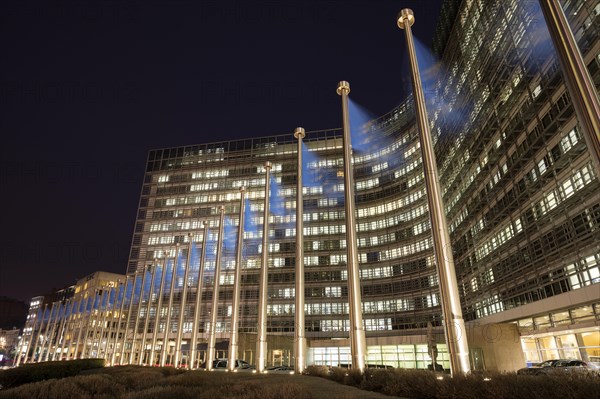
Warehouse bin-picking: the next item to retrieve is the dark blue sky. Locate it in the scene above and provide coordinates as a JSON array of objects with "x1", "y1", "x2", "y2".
[{"x1": 0, "y1": 0, "x2": 443, "y2": 302}]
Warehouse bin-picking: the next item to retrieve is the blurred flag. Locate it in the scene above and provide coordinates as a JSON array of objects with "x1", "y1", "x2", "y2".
[
  {"x1": 269, "y1": 174, "x2": 285, "y2": 216},
  {"x1": 223, "y1": 215, "x2": 238, "y2": 253},
  {"x1": 164, "y1": 258, "x2": 174, "y2": 293},
  {"x1": 244, "y1": 198, "x2": 255, "y2": 233},
  {"x1": 301, "y1": 142, "x2": 322, "y2": 188}
]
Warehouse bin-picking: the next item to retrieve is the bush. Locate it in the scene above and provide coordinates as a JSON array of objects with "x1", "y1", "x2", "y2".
[
  {"x1": 361, "y1": 369, "x2": 437, "y2": 398},
  {"x1": 303, "y1": 365, "x2": 330, "y2": 378},
  {"x1": 344, "y1": 368, "x2": 363, "y2": 387},
  {"x1": 332, "y1": 368, "x2": 600, "y2": 399},
  {"x1": 0, "y1": 358, "x2": 105, "y2": 389},
  {"x1": 0, "y1": 366, "x2": 313, "y2": 399},
  {"x1": 0, "y1": 373, "x2": 125, "y2": 399},
  {"x1": 0, "y1": 377, "x2": 88, "y2": 399},
  {"x1": 327, "y1": 367, "x2": 346, "y2": 383}
]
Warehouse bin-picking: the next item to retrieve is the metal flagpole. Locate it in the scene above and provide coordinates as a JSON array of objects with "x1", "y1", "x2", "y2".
[
  {"x1": 30, "y1": 304, "x2": 48, "y2": 363},
  {"x1": 207, "y1": 206, "x2": 226, "y2": 371},
  {"x1": 294, "y1": 127, "x2": 307, "y2": 373},
  {"x1": 97, "y1": 287, "x2": 113, "y2": 359},
  {"x1": 175, "y1": 234, "x2": 194, "y2": 368},
  {"x1": 161, "y1": 245, "x2": 180, "y2": 367},
  {"x1": 44, "y1": 300, "x2": 60, "y2": 362},
  {"x1": 19, "y1": 305, "x2": 42, "y2": 365},
  {"x1": 80, "y1": 290, "x2": 100, "y2": 359},
  {"x1": 55, "y1": 299, "x2": 74, "y2": 361},
  {"x1": 38, "y1": 302, "x2": 56, "y2": 362},
  {"x1": 398, "y1": 8, "x2": 470, "y2": 375},
  {"x1": 337, "y1": 81, "x2": 367, "y2": 372},
  {"x1": 140, "y1": 260, "x2": 158, "y2": 365},
  {"x1": 14, "y1": 324, "x2": 27, "y2": 366},
  {"x1": 129, "y1": 266, "x2": 149, "y2": 364},
  {"x1": 150, "y1": 259, "x2": 167, "y2": 367},
  {"x1": 228, "y1": 187, "x2": 246, "y2": 371},
  {"x1": 51, "y1": 300, "x2": 66, "y2": 361},
  {"x1": 120, "y1": 272, "x2": 139, "y2": 364},
  {"x1": 58, "y1": 298, "x2": 77, "y2": 361},
  {"x1": 43, "y1": 301, "x2": 61, "y2": 361},
  {"x1": 256, "y1": 162, "x2": 272, "y2": 373},
  {"x1": 110, "y1": 277, "x2": 129, "y2": 366},
  {"x1": 538, "y1": 0, "x2": 600, "y2": 178},
  {"x1": 190, "y1": 221, "x2": 209, "y2": 369},
  {"x1": 71, "y1": 300, "x2": 85, "y2": 360},
  {"x1": 91, "y1": 290, "x2": 107, "y2": 358},
  {"x1": 73, "y1": 297, "x2": 90, "y2": 360}
]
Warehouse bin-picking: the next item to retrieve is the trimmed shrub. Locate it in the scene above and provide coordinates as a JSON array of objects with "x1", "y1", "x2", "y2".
[
  {"x1": 326, "y1": 368, "x2": 600, "y2": 399},
  {"x1": 327, "y1": 367, "x2": 347, "y2": 383},
  {"x1": 0, "y1": 366, "x2": 313, "y2": 399},
  {"x1": 0, "y1": 377, "x2": 89, "y2": 399},
  {"x1": 303, "y1": 365, "x2": 330, "y2": 378},
  {"x1": 0, "y1": 358, "x2": 105, "y2": 389},
  {"x1": 344, "y1": 368, "x2": 363, "y2": 387},
  {"x1": 158, "y1": 366, "x2": 186, "y2": 377}
]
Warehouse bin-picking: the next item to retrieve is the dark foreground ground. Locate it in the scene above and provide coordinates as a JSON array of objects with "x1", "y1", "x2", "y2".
[
  {"x1": 0, "y1": 365, "x2": 397, "y2": 399},
  {"x1": 2, "y1": 363, "x2": 598, "y2": 399}
]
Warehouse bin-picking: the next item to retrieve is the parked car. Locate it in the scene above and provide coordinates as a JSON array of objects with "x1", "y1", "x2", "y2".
[
  {"x1": 199, "y1": 359, "x2": 251, "y2": 369},
  {"x1": 367, "y1": 364, "x2": 394, "y2": 370},
  {"x1": 517, "y1": 359, "x2": 586, "y2": 375},
  {"x1": 266, "y1": 365, "x2": 294, "y2": 371},
  {"x1": 517, "y1": 359, "x2": 569, "y2": 375},
  {"x1": 563, "y1": 360, "x2": 600, "y2": 375}
]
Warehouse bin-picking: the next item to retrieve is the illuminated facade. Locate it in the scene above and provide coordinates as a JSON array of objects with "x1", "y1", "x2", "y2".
[
  {"x1": 17, "y1": 0, "x2": 600, "y2": 371},
  {"x1": 17, "y1": 272, "x2": 124, "y2": 364},
  {"x1": 0, "y1": 329, "x2": 20, "y2": 362},
  {"x1": 431, "y1": 0, "x2": 600, "y2": 367}
]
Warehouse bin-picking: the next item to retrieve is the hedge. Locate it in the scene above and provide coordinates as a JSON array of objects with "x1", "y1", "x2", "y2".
[{"x1": 0, "y1": 358, "x2": 105, "y2": 389}]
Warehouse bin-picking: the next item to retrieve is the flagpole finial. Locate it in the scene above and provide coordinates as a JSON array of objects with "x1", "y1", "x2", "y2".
[
  {"x1": 337, "y1": 81, "x2": 350, "y2": 96},
  {"x1": 294, "y1": 127, "x2": 306, "y2": 139},
  {"x1": 219, "y1": 205, "x2": 225, "y2": 212},
  {"x1": 203, "y1": 220, "x2": 208, "y2": 227},
  {"x1": 397, "y1": 8, "x2": 414, "y2": 29},
  {"x1": 240, "y1": 186, "x2": 246, "y2": 192},
  {"x1": 264, "y1": 161, "x2": 272, "y2": 169}
]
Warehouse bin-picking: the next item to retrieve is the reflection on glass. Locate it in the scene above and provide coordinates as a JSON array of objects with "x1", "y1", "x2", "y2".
[
  {"x1": 518, "y1": 318, "x2": 534, "y2": 333},
  {"x1": 534, "y1": 315, "x2": 551, "y2": 329},
  {"x1": 521, "y1": 338, "x2": 540, "y2": 363},
  {"x1": 539, "y1": 336, "x2": 559, "y2": 361},
  {"x1": 309, "y1": 344, "x2": 453, "y2": 370},
  {"x1": 551, "y1": 311, "x2": 571, "y2": 326},
  {"x1": 571, "y1": 306, "x2": 594, "y2": 321},
  {"x1": 556, "y1": 334, "x2": 580, "y2": 359},
  {"x1": 581, "y1": 331, "x2": 600, "y2": 363}
]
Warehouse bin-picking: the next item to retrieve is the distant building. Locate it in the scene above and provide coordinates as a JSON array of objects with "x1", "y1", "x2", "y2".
[
  {"x1": 0, "y1": 297, "x2": 28, "y2": 330},
  {"x1": 16, "y1": 271, "x2": 124, "y2": 364},
  {"x1": 0, "y1": 328, "x2": 20, "y2": 352}
]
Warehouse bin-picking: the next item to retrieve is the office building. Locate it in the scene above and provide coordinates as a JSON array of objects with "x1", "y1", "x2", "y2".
[{"x1": 17, "y1": 0, "x2": 600, "y2": 371}]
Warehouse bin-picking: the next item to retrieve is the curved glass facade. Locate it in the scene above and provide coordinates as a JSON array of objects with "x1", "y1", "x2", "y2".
[{"x1": 132, "y1": 98, "x2": 440, "y2": 337}]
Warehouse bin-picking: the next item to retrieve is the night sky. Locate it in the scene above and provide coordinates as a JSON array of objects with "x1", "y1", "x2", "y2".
[{"x1": 1, "y1": 0, "x2": 443, "y2": 302}]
